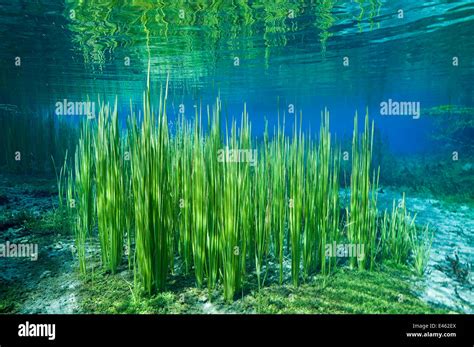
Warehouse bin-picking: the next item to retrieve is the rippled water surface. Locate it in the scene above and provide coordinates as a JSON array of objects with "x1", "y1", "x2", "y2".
[
  {"x1": 0, "y1": 1, "x2": 473, "y2": 153},
  {"x1": 1, "y1": 1, "x2": 472, "y2": 109}
]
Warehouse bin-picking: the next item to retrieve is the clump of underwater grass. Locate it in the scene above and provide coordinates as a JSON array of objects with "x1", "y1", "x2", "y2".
[
  {"x1": 310, "y1": 109, "x2": 341, "y2": 277},
  {"x1": 74, "y1": 121, "x2": 95, "y2": 274},
  {"x1": 380, "y1": 194, "x2": 433, "y2": 275},
  {"x1": 123, "y1": 131, "x2": 134, "y2": 269},
  {"x1": 129, "y1": 80, "x2": 171, "y2": 293},
  {"x1": 237, "y1": 105, "x2": 253, "y2": 285},
  {"x1": 52, "y1": 150, "x2": 69, "y2": 213},
  {"x1": 288, "y1": 115, "x2": 304, "y2": 286},
  {"x1": 253, "y1": 133, "x2": 271, "y2": 290},
  {"x1": 65, "y1": 167, "x2": 83, "y2": 268},
  {"x1": 94, "y1": 99, "x2": 126, "y2": 274},
  {"x1": 269, "y1": 116, "x2": 287, "y2": 284},
  {"x1": 176, "y1": 115, "x2": 193, "y2": 275},
  {"x1": 300, "y1": 109, "x2": 341, "y2": 280},
  {"x1": 203, "y1": 101, "x2": 223, "y2": 290},
  {"x1": 303, "y1": 136, "x2": 317, "y2": 278},
  {"x1": 167, "y1": 120, "x2": 182, "y2": 275},
  {"x1": 380, "y1": 194, "x2": 413, "y2": 265},
  {"x1": 190, "y1": 109, "x2": 208, "y2": 288},
  {"x1": 220, "y1": 120, "x2": 244, "y2": 301},
  {"x1": 347, "y1": 110, "x2": 380, "y2": 270},
  {"x1": 67, "y1": 74, "x2": 435, "y2": 300},
  {"x1": 411, "y1": 224, "x2": 433, "y2": 276}
]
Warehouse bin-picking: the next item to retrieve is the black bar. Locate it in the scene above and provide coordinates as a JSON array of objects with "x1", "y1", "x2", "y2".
[{"x1": 0, "y1": 314, "x2": 472, "y2": 346}]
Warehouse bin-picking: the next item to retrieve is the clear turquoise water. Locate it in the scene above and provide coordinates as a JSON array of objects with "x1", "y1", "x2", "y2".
[
  {"x1": 0, "y1": 1, "x2": 473, "y2": 316},
  {"x1": 0, "y1": 0, "x2": 473, "y2": 152}
]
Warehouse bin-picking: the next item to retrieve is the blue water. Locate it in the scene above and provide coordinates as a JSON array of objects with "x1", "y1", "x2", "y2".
[{"x1": 0, "y1": 0, "x2": 473, "y2": 154}]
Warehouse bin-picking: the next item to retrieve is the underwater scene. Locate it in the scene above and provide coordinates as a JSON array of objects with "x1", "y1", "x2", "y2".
[{"x1": 0, "y1": 0, "x2": 473, "y2": 317}]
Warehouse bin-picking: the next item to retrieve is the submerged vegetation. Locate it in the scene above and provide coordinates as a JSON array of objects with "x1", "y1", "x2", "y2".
[
  {"x1": 380, "y1": 194, "x2": 433, "y2": 275},
  {"x1": 95, "y1": 100, "x2": 127, "y2": 275},
  {"x1": 1, "y1": 0, "x2": 472, "y2": 318},
  {"x1": 54, "y1": 79, "x2": 434, "y2": 302},
  {"x1": 347, "y1": 112, "x2": 379, "y2": 271},
  {"x1": 376, "y1": 105, "x2": 474, "y2": 202},
  {"x1": 78, "y1": 266, "x2": 447, "y2": 314},
  {"x1": 425, "y1": 105, "x2": 474, "y2": 151}
]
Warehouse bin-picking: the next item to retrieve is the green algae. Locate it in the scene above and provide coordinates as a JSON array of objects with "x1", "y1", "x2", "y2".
[{"x1": 77, "y1": 265, "x2": 449, "y2": 314}]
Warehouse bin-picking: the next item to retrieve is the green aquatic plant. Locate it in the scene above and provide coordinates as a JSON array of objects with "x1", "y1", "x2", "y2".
[
  {"x1": 380, "y1": 195, "x2": 413, "y2": 265},
  {"x1": 66, "y1": 79, "x2": 431, "y2": 300},
  {"x1": 75, "y1": 122, "x2": 95, "y2": 235},
  {"x1": 52, "y1": 150, "x2": 69, "y2": 213},
  {"x1": 347, "y1": 110, "x2": 379, "y2": 270},
  {"x1": 123, "y1": 133, "x2": 134, "y2": 269},
  {"x1": 411, "y1": 224, "x2": 433, "y2": 276},
  {"x1": 302, "y1": 109, "x2": 341, "y2": 279},
  {"x1": 379, "y1": 194, "x2": 433, "y2": 275},
  {"x1": 379, "y1": 193, "x2": 433, "y2": 273},
  {"x1": 74, "y1": 121, "x2": 95, "y2": 274},
  {"x1": 288, "y1": 115, "x2": 304, "y2": 286},
  {"x1": 176, "y1": 116, "x2": 193, "y2": 275},
  {"x1": 270, "y1": 116, "x2": 287, "y2": 284},
  {"x1": 424, "y1": 104, "x2": 474, "y2": 153},
  {"x1": 204, "y1": 101, "x2": 223, "y2": 290},
  {"x1": 253, "y1": 147, "x2": 271, "y2": 290},
  {"x1": 167, "y1": 129, "x2": 179, "y2": 276},
  {"x1": 220, "y1": 120, "x2": 244, "y2": 301},
  {"x1": 129, "y1": 83, "x2": 171, "y2": 293},
  {"x1": 423, "y1": 104, "x2": 474, "y2": 116},
  {"x1": 316, "y1": 110, "x2": 341, "y2": 276},
  {"x1": 303, "y1": 138, "x2": 317, "y2": 278},
  {"x1": 94, "y1": 99, "x2": 126, "y2": 274},
  {"x1": 65, "y1": 166, "x2": 86, "y2": 271},
  {"x1": 190, "y1": 110, "x2": 208, "y2": 288},
  {"x1": 238, "y1": 107, "x2": 254, "y2": 287}
]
